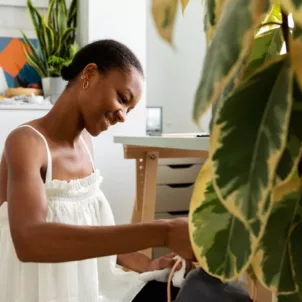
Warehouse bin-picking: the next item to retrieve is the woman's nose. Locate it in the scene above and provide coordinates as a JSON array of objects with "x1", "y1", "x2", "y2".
[{"x1": 116, "y1": 109, "x2": 126, "y2": 123}]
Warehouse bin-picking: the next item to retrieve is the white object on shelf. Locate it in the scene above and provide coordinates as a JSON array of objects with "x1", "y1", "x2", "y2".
[
  {"x1": 42, "y1": 77, "x2": 67, "y2": 104},
  {"x1": 0, "y1": 67, "x2": 8, "y2": 95}
]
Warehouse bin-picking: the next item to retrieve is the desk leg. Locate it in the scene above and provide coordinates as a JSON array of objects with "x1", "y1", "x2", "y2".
[{"x1": 132, "y1": 151, "x2": 159, "y2": 258}]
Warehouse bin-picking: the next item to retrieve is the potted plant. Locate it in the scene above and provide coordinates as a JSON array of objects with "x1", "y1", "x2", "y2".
[
  {"x1": 152, "y1": 1, "x2": 302, "y2": 301},
  {"x1": 22, "y1": 0, "x2": 78, "y2": 104}
]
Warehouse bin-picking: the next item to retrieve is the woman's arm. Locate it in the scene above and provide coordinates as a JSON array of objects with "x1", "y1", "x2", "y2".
[{"x1": 5, "y1": 129, "x2": 194, "y2": 263}]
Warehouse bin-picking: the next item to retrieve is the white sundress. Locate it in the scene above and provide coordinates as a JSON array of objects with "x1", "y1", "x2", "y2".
[{"x1": 0, "y1": 125, "x2": 146, "y2": 302}]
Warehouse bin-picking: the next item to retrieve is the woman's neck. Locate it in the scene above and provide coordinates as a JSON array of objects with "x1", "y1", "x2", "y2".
[{"x1": 40, "y1": 88, "x2": 85, "y2": 147}]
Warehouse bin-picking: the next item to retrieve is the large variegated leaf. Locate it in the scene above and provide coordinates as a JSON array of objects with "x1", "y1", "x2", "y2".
[
  {"x1": 252, "y1": 178, "x2": 301, "y2": 294},
  {"x1": 288, "y1": 218, "x2": 302, "y2": 301},
  {"x1": 203, "y1": 0, "x2": 226, "y2": 46},
  {"x1": 180, "y1": 0, "x2": 189, "y2": 13},
  {"x1": 151, "y1": 0, "x2": 178, "y2": 45},
  {"x1": 189, "y1": 159, "x2": 254, "y2": 282},
  {"x1": 193, "y1": 0, "x2": 270, "y2": 124},
  {"x1": 211, "y1": 56, "x2": 293, "y2": 225},
  {"x1": 277, "y1": 80, "x2": 302, "y2": 184},
  {"x1": 262, "y1": 4, "x2": 282, "y2": 24},
  {"x1": 246, "y1": 27, "x2": 283, "y2": 77},
  {"x1": 280, "y1": 0, "x2": 302, "y2": 27},
  {"x1": 290, "y1": 28, "x2": 302, "y2": 92},
  {"x1": 278, "y1": 293, "x2": 302, "y2": 302}
]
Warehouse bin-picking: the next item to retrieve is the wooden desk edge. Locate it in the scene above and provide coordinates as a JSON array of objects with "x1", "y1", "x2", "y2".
[{"x1": 122, "y1": 145, "x2": 208, "y2": 159}]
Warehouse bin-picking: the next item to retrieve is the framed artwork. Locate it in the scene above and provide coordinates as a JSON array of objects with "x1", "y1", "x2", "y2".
[
  {"x1": 0, "y1": 35, "x2": 41, "y2": 90},
  {"x1": 146, "y1": 106, "x2": 163, "y2": 136}
]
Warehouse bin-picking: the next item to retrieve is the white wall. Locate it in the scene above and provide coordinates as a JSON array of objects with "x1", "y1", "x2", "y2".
[
  {"x1": 0, "y1": 2, "x2": 47, "y2": 38},
  {"x1": 84, "y1": 0, "x2": 147, "y2": 224},
  {"x1": 146, "y1": 0, "x2": 211, "y2": 133}
]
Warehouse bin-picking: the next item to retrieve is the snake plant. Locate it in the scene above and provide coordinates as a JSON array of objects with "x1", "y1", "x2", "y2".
[
  {"x1": 22, "y1": 0, "x2": 78, "y2": 78},
  {"x1": 152, "y1": 1, "x2": 302, "y2": 301}
]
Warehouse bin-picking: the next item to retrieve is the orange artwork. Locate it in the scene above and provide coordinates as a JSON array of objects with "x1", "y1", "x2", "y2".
[{"x1": 0, "y1": 38, "x2": 28, "y2": 77}]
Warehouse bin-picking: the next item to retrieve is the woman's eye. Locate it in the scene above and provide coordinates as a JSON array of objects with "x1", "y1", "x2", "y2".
[{"x1": 118, "y1": 94, "x2": 128, "y2": 104}]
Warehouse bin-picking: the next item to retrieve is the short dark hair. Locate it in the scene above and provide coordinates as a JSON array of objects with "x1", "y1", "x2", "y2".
[{"x1": 61, "y1": 39, "x2": 144, "y2": 82}]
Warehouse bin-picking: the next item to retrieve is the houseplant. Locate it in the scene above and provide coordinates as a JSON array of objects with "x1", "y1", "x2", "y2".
[
  {"x1": 152, "y1": 0, "x2": 302, "y2": 301},
  {"x1": 22, "y1": 0, "x2": 78, "y2": 103}
]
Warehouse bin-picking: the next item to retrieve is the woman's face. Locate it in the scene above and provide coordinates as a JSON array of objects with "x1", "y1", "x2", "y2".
[{"x1": 77, "y1": 64, "x2": 143, "y2": 136}]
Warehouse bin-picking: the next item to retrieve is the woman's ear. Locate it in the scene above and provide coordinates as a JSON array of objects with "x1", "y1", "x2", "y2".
[{"x1": 82, "y1": 63, "x2": 98, "y2": 80}]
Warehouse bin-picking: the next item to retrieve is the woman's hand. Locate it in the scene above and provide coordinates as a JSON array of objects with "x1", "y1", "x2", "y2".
[
  {"x1": 146, "y1": 253, "x2": 195, "y2": 275},
  {"x1": 164, "y1": 218, "x2": 196, "y2": 261}
]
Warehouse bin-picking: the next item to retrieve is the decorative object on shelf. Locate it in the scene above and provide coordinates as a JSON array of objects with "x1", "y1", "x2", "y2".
[
  {"x1": 22, "y1": 0, "x2": 78, "y2": 104},
  {"x1": 152, "y1": 1, "x2": 302, "y2": 302},
  {"x1": 146, "y1": 106, "x2": 163, "y2": 136},
  {"x1": 4, "y1": 87, "x2": 42, "y2": 98}
]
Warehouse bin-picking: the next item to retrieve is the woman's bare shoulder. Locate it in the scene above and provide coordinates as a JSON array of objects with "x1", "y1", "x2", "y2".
[{"x1": 5, "y1": 127, "x2": 48, "y2": 170}]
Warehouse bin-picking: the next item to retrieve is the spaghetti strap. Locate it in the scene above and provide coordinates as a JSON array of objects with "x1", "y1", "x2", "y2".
[
  {"x1": 18, "y1": 125, "x2": 53, "y2": 182},
  {"x1": 80, "y1": 136, "x2": 96, "y2": 171}
]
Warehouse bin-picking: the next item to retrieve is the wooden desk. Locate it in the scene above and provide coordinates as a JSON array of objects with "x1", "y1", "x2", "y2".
[
  {"x1": 114, "y1": 135, "x2": 273, "y2": 302},
  {"x1": 114, "y1": 135, "x2": 209, "y2": 257}
]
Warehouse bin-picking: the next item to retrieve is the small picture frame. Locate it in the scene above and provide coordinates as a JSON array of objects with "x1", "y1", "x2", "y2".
[{"x1": 146, "y1": 106, "x2": 163, "y2": 136}]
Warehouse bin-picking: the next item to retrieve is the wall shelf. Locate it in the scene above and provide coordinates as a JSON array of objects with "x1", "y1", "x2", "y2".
[{"x1": 0, "y1": 104, "x2": 52, "y2": 110}]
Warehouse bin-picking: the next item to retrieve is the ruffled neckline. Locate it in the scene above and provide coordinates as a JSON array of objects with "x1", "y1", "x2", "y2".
[{"x1": 44, "y1": 169, "x2": 103, "y2": 191}]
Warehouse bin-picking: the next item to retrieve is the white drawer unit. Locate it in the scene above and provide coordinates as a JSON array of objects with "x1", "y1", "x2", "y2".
[
  {"x1": 157, "y1": 164, "x2": 202, "y2": 185},
  {"x1": 155, "y1": 183, "x2": 195, "y2": 212},
  {"x1": 152, "y1": 157, "x2": 206, "y2": 259}
]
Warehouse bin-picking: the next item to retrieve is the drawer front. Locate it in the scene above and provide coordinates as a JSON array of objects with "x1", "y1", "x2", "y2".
[
  {"x1": 153, "y1": 212, "x2": 188, "y2": 259},
  {"x1": 158, "y1": 157, "x2": 206, "y2": 166},
  {"x1": 156, "y1": 184, "x2": 194, "y2": 212},
  {"x1": 157, "y1": 164, "x2": 201, "y2": 185}
]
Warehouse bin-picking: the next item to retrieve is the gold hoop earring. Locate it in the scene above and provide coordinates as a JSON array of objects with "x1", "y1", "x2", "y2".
[{"x1": 83, "y1": 79, "x2": 89, "y2": 90}]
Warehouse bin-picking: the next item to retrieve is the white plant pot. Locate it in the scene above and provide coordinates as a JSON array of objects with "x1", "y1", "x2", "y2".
[{"x1": 42, "y1": 77, "x2": 67, "y2": 104}]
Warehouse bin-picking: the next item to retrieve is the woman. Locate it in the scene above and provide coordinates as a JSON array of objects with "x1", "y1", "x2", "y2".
[{"x1": 0, "y1": 40, "x2": 195, "y2": 302}]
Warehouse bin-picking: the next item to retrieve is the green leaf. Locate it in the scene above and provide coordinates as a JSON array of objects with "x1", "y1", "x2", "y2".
[
  {"x1": 203, "y1": 0, "x2": 226, "y2": 46},
  {"x1": 47, "y1": 0, "x2": 56, "y2": 25},
  {"x1": 252, "y1": 178, "x2": 301, "y2": 294},
  {"x1": 278, "y1": 293, "x2": 302, "y2": 302},
  {"x1": 57, "y1": 28, "x2": 76, "y2": 57},
  {"x1": 262, "y1": 4, "x2": 282, "y2": 24},
  {"x1": 290, "y1": 27, "x2": 302, "y2": 93},
  {"x1": 21, "y1": 32, "x2": 47, "y2": 77},
  {"x1": 281, "y1": 0, "x2": 302, "y2": 27},
  {"x1": 42, "y1": 17, "x2": 55, "y2": 56},
  {"x1": 151, "y1": 0, "x2": 178, "y2": 46},
  {"x1": 26, "y1": 0, "x2": 47, "y2": 60},
  {"x1": 277, "y1": 80, "x2": 302, "y2": 184},
  {"x1": 180, "y1": 0, "x2": 189, "y2": 13},
  {"x1": 55, "y1": 0, "x2": 67, "y2": 37},
  {"x1": 24, "y1": 47, "x2": 47, "y2": 77},
  {"x1": 289, "y1": 219, "x2": 302, "y2": 300},
  {"x1": 246, "y1": 27, "x2": 283, "y2": 77},
  {"x1": 211, "y1": 56, "x2": 293, "y2": 225},
  {"x1": 189, "y1": 159, "x2": 254, "y2": 282},
  {"x1": 67, "y1": 0, "x2": 78, "y2": 30},
  {"x1": 193, "y1": 0, "x2": 270, "y2": 124}
]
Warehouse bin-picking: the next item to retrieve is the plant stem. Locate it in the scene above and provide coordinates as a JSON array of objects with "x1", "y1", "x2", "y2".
[{"x1": 281, "y1": 10, "x2": 289, "y2": 52}]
